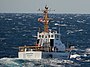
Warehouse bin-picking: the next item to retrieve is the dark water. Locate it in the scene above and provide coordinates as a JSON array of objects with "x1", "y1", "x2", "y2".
[{"x1": 0, "y1": 13, "x2": 90, "y2": 67}]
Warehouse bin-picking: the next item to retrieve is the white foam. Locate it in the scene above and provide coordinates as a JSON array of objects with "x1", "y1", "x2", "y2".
[
  {"x1": 85, "y1": 48, "x2": 90, "y2": 54},
  {"x1": 70, "y1": 54, "x2": 80, "y2": 58},
  {"x1": 0, "y1": 58, "x2": 80, "y2": 67},
  {"x1": 85, "y1": 48, "x2": 90, "y2": 53},
  {"x1": 0, "y1": 58, "x2": 19, "y2": 66}
]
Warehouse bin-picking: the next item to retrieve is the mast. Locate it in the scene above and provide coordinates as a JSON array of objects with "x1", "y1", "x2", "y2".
[
  {"x1": 43, "y1": 5, "x2": 49, "y2": 32},
  {"x1": 38, "y1": 5, "x2": 49, "y2": 32}
]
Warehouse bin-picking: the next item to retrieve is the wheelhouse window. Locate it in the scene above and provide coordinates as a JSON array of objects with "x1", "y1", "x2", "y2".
[
  {"x1": 51, "y1": 35, "x2": 53, "y2": 38},
  {"x1": 45, "y1": 36, "x2": 47, "y2": 38},
  {"x1": 39, "y1": 35, "x2": 41, "y2": 38},
  {"x1": 42, "y1": 35, "x2": 44, "y2": 38},
  {"x1": 48, "y1": 35, "x2": 50, "y2": 38}
]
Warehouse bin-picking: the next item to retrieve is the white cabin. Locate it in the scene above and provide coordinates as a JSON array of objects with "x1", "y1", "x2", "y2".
[{"x1": 37, "y1": 30, "x2": 65, "y2": 51}]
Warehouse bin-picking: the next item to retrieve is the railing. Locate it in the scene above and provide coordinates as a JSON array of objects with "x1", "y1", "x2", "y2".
[
  {"x1": 19, "y1": 46, "x2": 70, "y2": 52},
  {"x1": 19, "y1": 46, "x2": 53, "y2": 52}
]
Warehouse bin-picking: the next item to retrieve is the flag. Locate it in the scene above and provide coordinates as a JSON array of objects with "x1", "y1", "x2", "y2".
[
  {"x1": 38, "y1": 18, "x2": 49, "y2": 23},
  {"x1": 38, "y1": 18, "x2": 44, "y2": 22}
]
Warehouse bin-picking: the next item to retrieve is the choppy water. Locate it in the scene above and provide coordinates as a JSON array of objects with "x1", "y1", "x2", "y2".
[{"x1": 0, "y1": 13, "x2": 90, "y2": 67}]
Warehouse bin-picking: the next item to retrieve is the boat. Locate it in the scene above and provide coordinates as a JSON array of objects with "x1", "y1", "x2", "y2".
[{"x1": 18, "y1": 6, "x2": 70, "y2": 59}]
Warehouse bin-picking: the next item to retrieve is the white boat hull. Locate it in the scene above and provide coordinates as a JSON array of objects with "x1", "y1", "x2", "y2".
[{"x1": 18, "y1": 51, "x2": 70, "y2": 59}]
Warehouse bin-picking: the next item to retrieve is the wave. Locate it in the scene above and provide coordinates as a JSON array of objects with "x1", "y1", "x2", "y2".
[{"x1": 0, "y1": 57, "x2": 81, "y2": 67}]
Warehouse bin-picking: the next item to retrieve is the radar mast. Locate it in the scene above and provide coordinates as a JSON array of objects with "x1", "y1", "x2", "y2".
[{"x1": 43, "y1": 5, "x2": 49, "y2": 32}]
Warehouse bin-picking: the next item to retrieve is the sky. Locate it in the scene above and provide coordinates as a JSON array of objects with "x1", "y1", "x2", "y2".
[{"x1": 0, "y1": 0, "x2": 90, "y2": 14}]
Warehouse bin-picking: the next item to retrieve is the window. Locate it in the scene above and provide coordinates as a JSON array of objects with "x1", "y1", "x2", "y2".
[
  {"x1": 56, "y1": 39, "x2": 59, "y2": 40},
  {"x1": 48, "y1": 35, "x2": 50, "y2": 38},
  {"x1": 42, "y1": 35, "x2": 44, "y2": 38},
  {"x1": 57, "y1": 35, "x2": 59, "y2": 38},
  {"x1": 55, "y1": 35, "x2": 59, "y2": 38},
  {"x1": 51, "y1": 35, "x2": 53, "y2": 38},
  {"x1": 39, "y1": 35, "x2": 41, "y2": 38},
  {"x1": 45, "y1": 36, "x2": 47, "y2": 38}
]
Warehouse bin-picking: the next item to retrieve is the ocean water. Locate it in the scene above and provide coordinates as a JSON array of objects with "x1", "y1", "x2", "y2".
[{"x1": 0, "y1": 13, "x2": 90, "y2": 67}]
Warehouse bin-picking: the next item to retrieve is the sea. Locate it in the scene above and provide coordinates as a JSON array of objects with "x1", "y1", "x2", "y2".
[{"x1": 0, "y1": 13, "x2": 90, "y2": 67}]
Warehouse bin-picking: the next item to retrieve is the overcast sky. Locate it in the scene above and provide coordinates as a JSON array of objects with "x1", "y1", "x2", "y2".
[{"x1": 0, "y1": 0, "x2": 90, "y2": 14}]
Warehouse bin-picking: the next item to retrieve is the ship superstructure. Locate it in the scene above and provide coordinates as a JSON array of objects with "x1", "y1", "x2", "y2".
[{"x1": 18, "y1": 6, "x2": 70, "y2": 59}]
